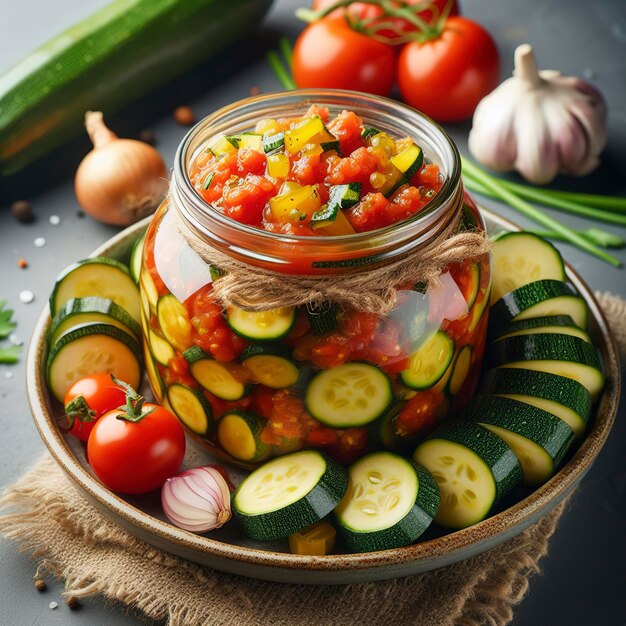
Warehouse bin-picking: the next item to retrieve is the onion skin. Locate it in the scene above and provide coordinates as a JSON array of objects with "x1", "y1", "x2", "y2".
[
  {"x1": 75, "y1": 112, "x2": 169, "y2": 226},
  {"x1": 161, "y1": 466, "x2": 232, "y2": 533}
]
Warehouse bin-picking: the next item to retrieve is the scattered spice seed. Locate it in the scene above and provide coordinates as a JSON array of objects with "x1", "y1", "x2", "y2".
[
  {"x1": 11, "y1": 200, "x2": 34, "y2": 223},
  {"x1": 34, "y1": 579, "x2": 46, "y2": 591},
  {"x1": 76, "y1": 210, "x2": 85, "y2": 218},
  {"x1": 66, "y1": 596, "x2": 79, "y2": 610},
  {"x1": 49, "y1": 601, "x2": 58, "y2": 610},
  {"x1": 250, "y1": 85, "x2": 261, "y2": 96},
  {"x1": 139, "y1": 129, "x2": 156, "y2": 145},
  {"x1": 19, "y1": 290, "x2": 34, "y2": 304},
  {"x1": 18, "y1": 259, "x2": 28, "y2": 269},
  {"x1": 34, "y1": 237, "x2": 46, "y2": 248},
  {"x1": 49, "y1": 214, "x2": 61, "y2": 226},
  {"x1": 10, "y1": 334, "x2": 23, "y2": 345},
  {"x1": 174, "y1": 105, "x2": 195, "y2": 126},
  {"x1": 5, "y1": 371, "x2": 14, "y2": 379}
]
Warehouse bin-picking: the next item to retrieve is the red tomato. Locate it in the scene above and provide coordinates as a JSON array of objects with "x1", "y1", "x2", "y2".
[
  {"x1": 88, "y1": 398, "x2": 186, "y2": 495},
  {"x1": 311, "y1": 0, "x2": 459, "y2": 42},
  {"x1": 292, "y1": 18, "x2": 395, "y2": 96},
  {"x1": 397, "y1": 17, "x2": 499, "y2": 122},
  {"x1": 63, "y1": 374, "x2": 127, "y2": 442}
]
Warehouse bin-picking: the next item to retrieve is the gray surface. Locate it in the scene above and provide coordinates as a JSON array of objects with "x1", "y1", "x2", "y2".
[{"x1": 0, "y1": 0, "x2": 625, "y2": 623}]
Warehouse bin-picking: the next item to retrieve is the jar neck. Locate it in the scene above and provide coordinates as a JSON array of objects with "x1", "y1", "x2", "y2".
[{"x1": 170, "y1": 90, "x2": 463, "y2": 275}]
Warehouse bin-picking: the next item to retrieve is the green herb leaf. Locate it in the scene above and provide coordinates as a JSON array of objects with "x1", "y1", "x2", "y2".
[
  {"x1": 0, "y1": 300, "x2": 16, "y2": 339},
  {"x1": 0, "y1": 345, "x2": 20, "y2": 364}
]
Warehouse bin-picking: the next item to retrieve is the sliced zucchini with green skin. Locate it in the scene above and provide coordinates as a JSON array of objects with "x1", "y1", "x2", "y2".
[
  {"x1": 143, "y1": 343, "x2": 164, "y2": 401},
  {"x1": 262, "y1": 131, "x2": 285, "y2": 153},
  {"x1": 465, "y1": 395, "x2": 575, "y2": 486},
  {"x1": 226, "y1": 306, "x2": 295, "y2": 341},
  {"x1": 368, "y1": 402, "x2": 410, "y2": 452},
  {"x1": 167, "y1": 384, "x2": 213, "y2": 436},
  {"x1": 463, "y1": 263, "x2": 480, "y2": 310},
  {"x1": 401, "y1": 331, "x2": 455, "y2": 390},
  {"x1": 47, "y1": 296, "x2": 140, "y2": 346},
  {"x1": 413, "y1": 420, "x2": 523, "y2": 529},
  {"x1": 490, "y1": 279, "x2": 587, "y2": 334},
  {"x1": 233, "y1": 449, "x2": 349, "y2": 541},
  {"x1": 491, "y1": 314, "x2": 592, "y2": 344},
  {"x1": 306, "y1": 301, "x2": 339, "y2": 335},
  {"x1": 490, "y1": 232, "x2": 566, "y2": 305},
  {"x1": 361, "y1": 126, "x2": 381, "y2": 140},
  {"x1": 305, "y1": 362, "x2": 392, "y2": 428},
  {"x1": 335, "y1": 452, "x2": 440, "y2": 552},
  {"x1": 148, "y1": 328, "x2": 176, "y2": 366},
  {"x1": 47, "y1": 323, "x2": 142, "y2": 402},
  {"x1": 240, "y1": 344, "x2": 299, "y2": 389},
  {"x1": 140, "y1": 269, "x2": 159, "y2": 312},
  {"x1": 50, "y1": 257, "x2": 140, "y2": 322},
  {"x1": 217, "y1": 410, "x2": 271, "y2": 463},
  {"x1": 481, "y1": 367, "x2": 592, "y2": 439},
  {"x1": 449, "y1": 345, "x2": 472, "y2": 395},
  {"x1": 130, "y1": 231, "x2": 146, "y2": 284},
  {"x1": 157, "y1": 294, "x2": 192, "y2": 352},
  {"x1": 226, "y1": 133, "x2": 263, "y2": 152},
  {"x1": 487, "y1": 333, "x2": 604, "y2": 400},
  {"x1": 184, "y1": 346, "x2": 249, "y2": 401},
  {"x1": 468, "y1": 286, "x2": 491, "y2": 334},
  {"x1": 310, "y1": 183, "x2": 362, "y2": 228},
  {"x1": 391, "y1": 144, "x2": 423, "y2": 178}
]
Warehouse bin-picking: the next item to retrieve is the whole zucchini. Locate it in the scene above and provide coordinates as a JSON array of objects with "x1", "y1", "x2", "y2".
[{"x1": 0, "y1": 0, "x2": 273, "y2": 175}]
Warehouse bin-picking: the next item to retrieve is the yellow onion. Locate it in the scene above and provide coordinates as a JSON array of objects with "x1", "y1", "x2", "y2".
[
  {"x1": 75, "y1": 111, "x2": 168, "y2": 225},
  {"x1": 161, "y1": 466, "x2": 232, "y2": 533}
]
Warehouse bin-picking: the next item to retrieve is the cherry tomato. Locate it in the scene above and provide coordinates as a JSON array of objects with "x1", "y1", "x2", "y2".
[
  {"x1": 88, "y1": 394, "x2": 186, "y2": 495},
  {"x1": 397, "y1": 17, "x2": 499, "y2": 122},
  {"x1": 311, "y1": 0, "x2": 459, "y2": 42},
  {"x1": 63, "y1": 374, "x2": 127, "y2": 442},
  {"x1": 292, "y1": 17, "x2": 395, "y2": 96}
]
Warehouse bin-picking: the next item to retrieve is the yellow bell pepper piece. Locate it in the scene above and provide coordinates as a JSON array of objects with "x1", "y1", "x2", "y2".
[
  {"x1": 267, "y1": 153, "x2": 291, "y2": 178},
  {"x1": 314, "y1": 208, "x2": 356, "y2": 236},
  {"x1": 288, "y1": 521, "x2": 336, "y2": 556},
  {"x1": 270, "y1": 182, "x2": 322, "y2": 221},
  {"x1": 284, "y1": 116, "x2": 326, "y2": 154},
  {"x1": 255, "y1": 118, "x2": 283, "y2": 135},
  {"x1": 207, "y1": 133, "x2": 237, "y2": 156}
]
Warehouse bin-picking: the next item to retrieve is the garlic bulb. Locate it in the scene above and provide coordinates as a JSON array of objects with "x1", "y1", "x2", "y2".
[
  {"x1": 468, "y1": 44, "x2": 606, "y2": 184},
  {"x1": 161, "y1": 466, "x2": 232, "y2": 533}
]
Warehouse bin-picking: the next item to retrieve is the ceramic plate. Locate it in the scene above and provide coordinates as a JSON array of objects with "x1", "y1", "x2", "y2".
[{"x1": 27, "y1": 209, "x2": 620, "y2": 584}]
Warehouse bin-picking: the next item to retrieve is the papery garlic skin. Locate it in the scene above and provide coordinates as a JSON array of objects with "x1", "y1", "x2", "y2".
[{"x1": 468, "y1": 44, "x2": 606, "y2": 185}]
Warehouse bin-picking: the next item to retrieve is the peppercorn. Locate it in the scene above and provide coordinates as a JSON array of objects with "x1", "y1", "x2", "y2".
[
  {"x1": 34, "y1": 579, "x2": 46, "y2": 591},
  {"x1": 11, "y1": 200, "x2": 34, "y2": 223},
  {"x1": 139, "y1": 129, "x2": 156, "y2": 145},
  {"x1": 18, "y1": 258, "x2": 28, "y2": 269},
  {"x1": 66, "y1": 596, "x2": 79, "y2": 609},
  {"x1": 174, "y1": 106, "x2": 195, "y2": 126},
  {"x1": 250, "y1": 86, "x2": 261, "y2": 96}
]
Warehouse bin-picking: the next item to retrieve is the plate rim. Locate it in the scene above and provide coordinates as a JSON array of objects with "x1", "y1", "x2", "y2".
[{"x1": 26, "y1": 209, "x2": 621, "y2": 577}]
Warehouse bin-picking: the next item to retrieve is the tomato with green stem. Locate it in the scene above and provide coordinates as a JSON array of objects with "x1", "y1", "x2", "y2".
[
  {"x1": 292, "y1": 17, "x2": 396, "y2": 95},
  {"x1": 63, "y1": 373, "x2": 127, "y2": 442},
  {"x1": 87, "y1": 378, "x2": 186, "y2": 494},
  {"x1": 309, "y1": 0, "x2": 459, "y2": 43},
  {"x1": 397, "y1": 16, "x2": 499, "y2": 122}
]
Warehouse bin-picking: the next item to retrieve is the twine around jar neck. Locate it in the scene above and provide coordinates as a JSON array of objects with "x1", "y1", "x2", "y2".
[{"x1": 173, "y1": 195, "x2": 491, "y2": 315}]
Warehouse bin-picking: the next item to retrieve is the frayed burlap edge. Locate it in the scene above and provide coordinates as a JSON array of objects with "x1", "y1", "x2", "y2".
[{"x1": 0, "y1": 291, "x2": 622, "y2": 626}]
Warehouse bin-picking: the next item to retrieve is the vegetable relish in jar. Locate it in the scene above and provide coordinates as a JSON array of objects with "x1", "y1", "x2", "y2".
[{"x1": 139, "y1": 91, "x2": 491, "y2": 467}]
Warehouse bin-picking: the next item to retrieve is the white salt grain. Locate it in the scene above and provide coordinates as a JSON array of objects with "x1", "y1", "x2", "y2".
[
  {"x1": 49, "y1": 601, "x2": 58, "y2": 610},
  {"x1": 34, "y1": 237, "x2": 46, "y2": 248},
  {"x1": 19, "y1": 290, "x2": 34, "y2": 304},
  {"x1": 49, "y1": 215, "x2": 61, "y2": 226}
]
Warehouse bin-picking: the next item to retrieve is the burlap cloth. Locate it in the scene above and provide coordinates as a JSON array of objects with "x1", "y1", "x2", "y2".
[{"x1": 1, "y1": 291, "x2": 624, "y2": 626}]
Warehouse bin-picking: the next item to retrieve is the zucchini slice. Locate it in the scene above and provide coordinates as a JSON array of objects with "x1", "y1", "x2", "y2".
[
  {"x1": 490, "y1": 232, "x2": 566, "y2": 305},
  {"x1": 167, "y1": 384, "x2": 213, "y2": 436},
  {"x1": 361, "y1": 126, "x2": 381, "y2": 140},
  {"x1": 184, "y1": 346, "x2": 249, "y2": 401},
  {"x1": 413, "y1": 420, "x2": 523, "y2": 529},
  {"x1": 401, "y1": 331, "x2": 455, "y2": 390},
  {"x1": 226, "y1": 306, "x2": 295, "y2": 341},
  {"x1": 491, "y1": 314, "x2": 592, "y2": 344},
  {"x1": 233, "y1": 449, "x2": 349, "y2": 541},
  {"x1": 481, "y1": 368, "x2": 592, "y2": 439},
  {"x1": 157, "y1": 294, "x2": 192, "y2": 352},
  {"x1": 390, "y1": 143, "x2": 424, "y2": 179},
  {"x1": 140, "y1": 269, "x2": 159, "y2": 313},
  {"x1": 47, "y1": 296, "x2": 140, "y2": 346},
  {"x1": 467, "y1": 286, "x2": 491, "y2": 334},
  {"x1": 217, "y1": 410, "x2": 271, "y2": 463},
  {"x1": 226, "y1": 133, "x2": 263, "y2": 152},
  {"x1": 50, "y1": 257, "x2": 140, "y2": 322},
  {"x1": 148, "y1": 328, "x2": 176, "y2": 366},
  {"x1": 487, "y1": 333, "x2": 604, "y2": 400},
  {"x1": 240, "y1": 344, "x2": 299, "y2": 389},
  {"x1": 465, "y1": 395, "x2": 575, "y2": 486},
  {"x1": 305, "y1": 362, "x2": 393, "y2": 428},
  {"x1": 262, "y1": 131, "x2": 285, "y2": 154},
  {"x1": 490, "y1": 279, "x2": 588, "y2": 332},
  {"x1": 335, "y1": 452, "x2": 440, "y2": 552},
  {"x1": 46, "y1": 323, "x2": 142, "y2": 402},
  {"x1": 143, "y1": 343, "x2": 164, "y2": 401},
  {"x1": 449, "y1": 345, "x2": 472, "y2": 395},
  {"x1": 130, "y1": 231, "x2": 146, "y2": 284},
  {"x1": 368, "y1": 402, "x2": 408, "y2": 452}
]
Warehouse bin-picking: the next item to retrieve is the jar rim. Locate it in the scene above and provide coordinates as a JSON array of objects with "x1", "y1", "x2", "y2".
[{"x1": 172, "y1": 89, "x2": 462, "y2": 271}]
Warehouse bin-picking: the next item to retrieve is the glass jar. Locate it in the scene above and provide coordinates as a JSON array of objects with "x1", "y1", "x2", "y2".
[{"x1": 139, "y1": 90, "x2": 491, "y2": 467}]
